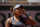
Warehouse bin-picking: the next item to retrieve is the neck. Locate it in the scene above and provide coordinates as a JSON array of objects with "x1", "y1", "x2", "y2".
[{"x1": 14, "y1": 14, "x2": 20, "y2": 20}]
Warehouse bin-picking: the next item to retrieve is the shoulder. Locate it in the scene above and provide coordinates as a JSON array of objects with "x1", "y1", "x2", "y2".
[{"x1": 6, "y1": 17, "x2": 13, "y2": 23}]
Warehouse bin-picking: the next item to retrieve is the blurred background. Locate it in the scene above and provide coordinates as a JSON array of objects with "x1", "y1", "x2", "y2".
[{"x1": 0, "y1": 0, "x2": 40, "y2": 27}]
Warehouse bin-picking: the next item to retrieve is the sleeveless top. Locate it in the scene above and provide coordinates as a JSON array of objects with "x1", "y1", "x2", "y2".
[
  {"x1": 10, "y1": 17, "x2": 25, "y2": 27},
  {"x1": 10, "y1": 13, "x2": 30, "y2": 27}
]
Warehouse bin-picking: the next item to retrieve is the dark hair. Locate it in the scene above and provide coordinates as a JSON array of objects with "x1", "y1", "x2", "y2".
[
  {"x1": 20, "y1": 5, "x2": 23, "y2": 8},
  {"x1": 10, "y1": 7, "x2": 13, "y2": 12}
]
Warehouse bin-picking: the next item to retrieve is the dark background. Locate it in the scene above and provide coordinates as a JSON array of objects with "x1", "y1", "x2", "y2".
[{"x1": 0, "y1": 6, "x2": 40, "y2": 10}]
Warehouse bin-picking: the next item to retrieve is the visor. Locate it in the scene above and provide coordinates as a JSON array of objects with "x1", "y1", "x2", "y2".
[{"x1": 13, "y1": 4, "x2": 21, "y2": 10}]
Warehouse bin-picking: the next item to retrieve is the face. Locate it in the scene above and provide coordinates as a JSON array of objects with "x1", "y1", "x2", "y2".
[{"x1": 13, "y1": 7, "x2": 24, "y2": 16}]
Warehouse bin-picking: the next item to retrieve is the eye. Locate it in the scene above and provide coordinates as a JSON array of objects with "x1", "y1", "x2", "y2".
[{"x1": 15, "y1": 10, "x2": 18, "y2": 11}]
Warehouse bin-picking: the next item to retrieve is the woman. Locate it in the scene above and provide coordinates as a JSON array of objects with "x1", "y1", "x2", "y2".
[{"x1": 5, "y1": 4, "x2": 36, "y2": 27}]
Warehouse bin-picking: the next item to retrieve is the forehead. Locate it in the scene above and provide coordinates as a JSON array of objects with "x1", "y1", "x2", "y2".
[
  {"x1": 16, "y1": 7, "x2": 21, "y2": 9},
  {"x1": 15, "y1": 7, "x2": 22, "y2": 10},
  {"x1": 15, "y1": 9, "x2": 21, "y2": 11}
]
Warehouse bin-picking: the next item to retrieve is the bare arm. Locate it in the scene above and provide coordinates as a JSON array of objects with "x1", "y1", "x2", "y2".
[
  {"x1": 5, "y1": 18, "x2": 11, "y2": 27},
  {"x1": 23, "y1": 15, "x2": 36, "y2": 25},
  {"x1": 27, "y1": 16, "x2": 36, "y2": 25},
  {"x1": 22, "y1": 15, "x2": 36, "y2": 25},
  {"x1": 21, "y1": 11, "x2": 36, "y2": 25}
]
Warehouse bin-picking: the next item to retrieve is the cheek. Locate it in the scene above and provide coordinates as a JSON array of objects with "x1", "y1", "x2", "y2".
[{"x1": 16, "y1": 11, "x2": 21, "y2": 15}]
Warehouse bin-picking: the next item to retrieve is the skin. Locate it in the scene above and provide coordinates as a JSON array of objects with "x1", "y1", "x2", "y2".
[{"x1": 5, "y1": 7, "x2": 36, "y2": 27}]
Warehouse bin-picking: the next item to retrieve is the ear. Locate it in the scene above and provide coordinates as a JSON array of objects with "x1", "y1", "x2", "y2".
[{"x1": 10, "y1": 7, "x2": 13, "y2": 12}]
